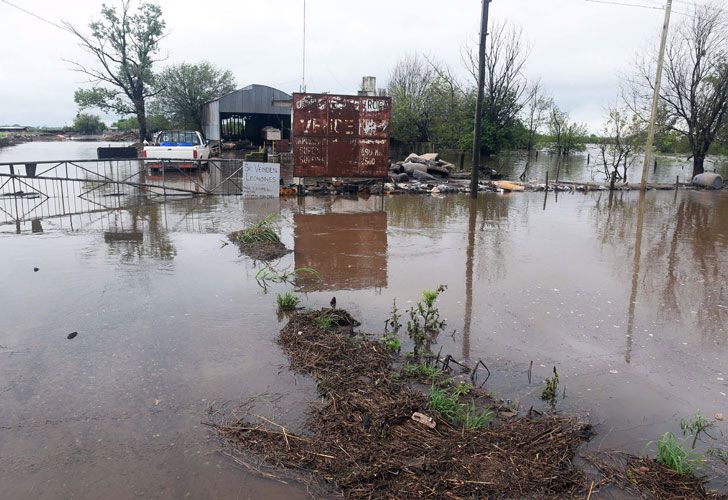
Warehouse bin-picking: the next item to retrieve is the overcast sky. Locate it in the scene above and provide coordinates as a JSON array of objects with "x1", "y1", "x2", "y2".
[{"x1": 0, "y1": 0, "x2": 680, "y2": 131}]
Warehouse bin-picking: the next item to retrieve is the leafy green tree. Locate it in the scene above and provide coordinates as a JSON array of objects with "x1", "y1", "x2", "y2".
[
  {"x1": 154, "y1": 62, "x2": 236, "y2": 130},
  {"x1": 73, "y1": 113, "x2": 107, "y2": 135},
  {"x1": 65, "y1": 0, "x2": 166, "y2": 141},
  {"x1": 548, "y1": 105, "x2": 588, "y2": 155},
  {"x1": 113, "y1": 114, "x2": 170, "y2": 134}
]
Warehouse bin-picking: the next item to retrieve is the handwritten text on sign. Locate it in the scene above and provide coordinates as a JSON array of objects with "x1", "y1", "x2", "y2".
[{"x1": 242, "y1": 162, "x2": 280, "y2": 198}]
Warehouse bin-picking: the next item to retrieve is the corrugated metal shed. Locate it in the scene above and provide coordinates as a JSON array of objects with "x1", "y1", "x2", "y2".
[{"x1": 202, "y1": 84, "x2": 292, "y2": 141}]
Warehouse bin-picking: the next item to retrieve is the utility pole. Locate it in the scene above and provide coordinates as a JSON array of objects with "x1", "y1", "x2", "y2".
[
  {"x1": 640, "y1": 0, "x2": 672, "y2": 191},
  {"x1": 470, "y1": 0, "x2": 491, "y2": 199},
  {"x1": 301, "y1": 0, "x2": 306, "y2": 92}
]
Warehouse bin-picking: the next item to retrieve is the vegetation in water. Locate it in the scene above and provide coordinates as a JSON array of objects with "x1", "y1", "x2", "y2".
[
  {"x1": 255, "y1": 265, "x2": 319, "y2": 293},
  {"x1": 276, "y1": 292, "x2": 300, "y2": 311},
  {"x1": 651, "y1": 432, "x2": 701, "y2": 475},
  {"x1": 406, "y1": 285, "x2": 447, "y2": 357},
  {"x1": 541, "y1": 366, "x2": 559, "y2": 405},
  {"x1": 382, "y1": 299, "x2": 402, "y2": 352},
  {"x1": 233, "y1": 214, "x2": 281, "y2": 244},
  {"x1": 680, "y1": 411, "x2": 716, "y2": 449}
]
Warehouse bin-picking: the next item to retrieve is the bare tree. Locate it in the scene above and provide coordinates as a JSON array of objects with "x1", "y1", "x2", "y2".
[
  {"x1": 630, "y1": 3, "x2": 728, "y2": 177},
  {"x1": 463, "y1": 20, "x2": 530, "y2": 153},
  {"x1": 387, "y1": 54, "x2": 437, "y2": 144},
  {"x1": 522, "y1": 80, "x2": 553, "y2": 153},
  {"x1": 65, "y1": 1, "x2": 166, "y2": 141}
]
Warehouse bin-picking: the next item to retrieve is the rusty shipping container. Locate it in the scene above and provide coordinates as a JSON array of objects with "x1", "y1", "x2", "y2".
[{"x1": 292, "y1": 93, "x2": 391, "y2": 178}]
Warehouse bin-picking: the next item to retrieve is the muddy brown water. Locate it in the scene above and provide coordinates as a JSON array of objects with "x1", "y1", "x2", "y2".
[{"x1": 1, "y1": 143, "x2": 727, "y2": 498}]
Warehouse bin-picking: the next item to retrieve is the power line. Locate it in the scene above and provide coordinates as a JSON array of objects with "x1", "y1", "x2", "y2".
[
  {"x1": 0, "y1": 0, "x2": 70, "y2": 32},
  {"x1": 584, "y1": 0, "x2": 665, "y2": 11}
]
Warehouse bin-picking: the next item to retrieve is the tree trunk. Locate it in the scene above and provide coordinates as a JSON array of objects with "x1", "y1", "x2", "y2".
[
  {"x1": 136, "y1": 100, "x2": 148, "y2": 142},
  {"x1": 692, "y1": 154, "x2": 705, "y2": 178}
]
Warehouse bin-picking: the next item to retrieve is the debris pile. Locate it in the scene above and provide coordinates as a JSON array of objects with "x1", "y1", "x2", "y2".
[
  {"x1": 388, "y1": 152, "x2": 456, "y2": 183},
  {"x1": 213, "y1": 309, "x2": 593, "y2": 498}
]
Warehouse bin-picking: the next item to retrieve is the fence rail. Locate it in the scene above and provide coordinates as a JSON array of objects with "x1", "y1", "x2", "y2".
[{"x1": 0, "y1": 157, "x2": 255, "y2": 226}]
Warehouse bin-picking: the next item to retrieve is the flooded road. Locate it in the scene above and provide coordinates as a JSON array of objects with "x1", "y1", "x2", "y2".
[{"x1": 1, "y1": 144, "x2": 727, "y2": 498}]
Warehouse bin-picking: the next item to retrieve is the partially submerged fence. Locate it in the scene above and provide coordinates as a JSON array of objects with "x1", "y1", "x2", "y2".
[{"x1": 0, "y1": 157, "x2": 259, "y2": 226}]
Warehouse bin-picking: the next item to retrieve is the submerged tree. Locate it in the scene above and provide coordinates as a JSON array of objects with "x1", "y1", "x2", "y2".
[
  {"x1": 522, "y1": 80, "x2": 553, "y2": 153},
  {"x1": 154, "y1": 62, "x2": 236, "y2": 131},
  {"x1": 548, "y1": 105, "x2": 588, "y2": 156},
  {"x1": 630, "y1": 2, "x2": 728, "y2": 177},
  {"x1": 65, "y1": 0, "x2": 166, "y2": 141},
  {"x1": 597, "y1": 104, "x2": 643, "y2": 182}
]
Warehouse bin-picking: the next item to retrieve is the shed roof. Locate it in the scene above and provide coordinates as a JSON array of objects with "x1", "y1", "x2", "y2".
[{"x1": 209, "y1": 84, "x2": 292, "y2": 115}]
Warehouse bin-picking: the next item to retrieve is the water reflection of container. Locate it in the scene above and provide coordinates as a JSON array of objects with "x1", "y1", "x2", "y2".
[
  {"x1": 294, "y1": 212, "x2": 388, "y2": 291},
  {"x1": 25, "y1": 163, "x2": 36, "y2": 177}
]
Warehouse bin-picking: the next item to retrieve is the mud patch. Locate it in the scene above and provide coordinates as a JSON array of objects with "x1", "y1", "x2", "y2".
[{"x1": 213, "y1": 310, "x2": 593, "y2": 498}]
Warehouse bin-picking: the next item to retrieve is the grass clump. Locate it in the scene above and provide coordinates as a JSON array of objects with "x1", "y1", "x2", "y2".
[
  {"x1": 653, "y1": 432, "x2": 701, "y2": 475},
  {"x1": 232, "y1": 214, "x2": 281, "y2": 244},
  {"x1": 315, "y1": 314, "x2": 335, "y2": 331},
  {"x1": 403, "y1": 361, "x2": 440, "y2": 378},
  {"x1": 428, "y1": 383, "x2": 492, "y2": 430},
  {"x1": 276, "y1": 292, "x2": 300, "y2": 311}
]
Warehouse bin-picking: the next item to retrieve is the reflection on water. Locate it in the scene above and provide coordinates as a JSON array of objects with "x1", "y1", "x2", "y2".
[
  {"x1": 2, "y1": 188, "x2": 728, "y2": 498},
  {"x1": 294, "y1": 212, "x2": 387, "y2": 291}
]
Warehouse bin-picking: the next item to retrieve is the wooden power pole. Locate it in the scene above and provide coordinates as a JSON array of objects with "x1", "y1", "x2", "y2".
[
  {"x1": 470, "y1": 0, "x2": 491, "y2": 199},
  {"x1": 640, "y1": 0, "x2": 673, "y2": 191}
]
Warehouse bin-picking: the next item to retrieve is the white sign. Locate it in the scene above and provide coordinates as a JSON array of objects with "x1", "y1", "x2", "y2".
[{"x1": 242, "y1": 162, "x2": 280, "y2": 198}]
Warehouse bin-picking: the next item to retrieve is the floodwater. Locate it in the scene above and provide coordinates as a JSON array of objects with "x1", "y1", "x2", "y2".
[{"x1": 1, "y1": 142, "x2": 728, "y2": 498}]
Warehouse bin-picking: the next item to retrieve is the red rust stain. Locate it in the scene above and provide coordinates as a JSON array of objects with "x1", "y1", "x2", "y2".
[{"x1": 292, "y1": 93, "x2": 391, "y2": 178}]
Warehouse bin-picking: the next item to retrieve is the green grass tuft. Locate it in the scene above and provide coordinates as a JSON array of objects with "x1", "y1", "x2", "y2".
[
  {"x1": 654, "y1": 432, "x2": 701, "y2": 475},
  {"x1": 315, "y1": 314, "x2": 335, "y2": 331},
  {"x1": 276, "y1": 292, "x2": 300, "y2": 311},
  {"x1": 233, "y1": 214, "x2": 281, "y2": 244},
  {"x1": 403, "y1": 362, "x2": 441, "y2": 378},
  {"x1": 428, "y1": 384, "x2": 492, "y2": 430}
]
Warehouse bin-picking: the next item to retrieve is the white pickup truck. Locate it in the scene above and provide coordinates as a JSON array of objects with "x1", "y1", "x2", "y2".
[{"x1": 143, "y1": 130, "x2": 210, "y2": 170}]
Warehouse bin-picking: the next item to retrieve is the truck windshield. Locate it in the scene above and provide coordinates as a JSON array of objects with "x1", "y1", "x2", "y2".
[{"x1": 157, "y1": 131, "x2": 200, "y2": 146}]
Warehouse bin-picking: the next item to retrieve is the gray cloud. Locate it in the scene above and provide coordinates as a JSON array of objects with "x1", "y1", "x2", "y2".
[{"x1": 0, "y1": 0, "x2": 673, "y2": 131}]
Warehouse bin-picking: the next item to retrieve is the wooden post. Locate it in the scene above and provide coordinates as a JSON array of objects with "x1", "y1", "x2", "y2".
[
  {"x1": 459, "y1": 152, "x2": 465, "y2": 171},
  {"x1": 545, "y1": 170, "x2": 549, "y2": 191},
  {"x1": 675, "y1": 175, "x2": 679, "y2": 190},
  {"x1": 654, "y1": 158, "x2": 657, "y2": 173},
  {"x1": 470, "y1": 0, "x2": 491, "y2": 199},
  {"x1": 610, "y1": 170, "x2": 617, "y2": 191},
  {"x1": 587, "y1": 153, "x2": 590, "y2": 166},
  {"x1": 640, "y1": 0, "x2": 673, "y2": 191}
]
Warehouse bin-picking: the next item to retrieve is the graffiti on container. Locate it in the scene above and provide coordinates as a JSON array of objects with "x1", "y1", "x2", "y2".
[{"x1": 292, "y1": 92, "x2": 391, "y2": 178}]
